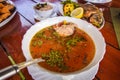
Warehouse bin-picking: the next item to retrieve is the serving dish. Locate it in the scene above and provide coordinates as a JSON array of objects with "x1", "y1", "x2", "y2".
[
  {"x1": 22, "y1": 16, "x2": 106, "y2": 80},
  {"x1": 58, "y1": 2, "x2": 105, "y2": 30},
  {"x1": 0, "y1": 0, "x2": 17, "y2": 27}
]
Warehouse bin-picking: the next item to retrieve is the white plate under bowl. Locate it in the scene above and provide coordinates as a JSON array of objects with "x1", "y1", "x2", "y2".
[
  {"x1": 22, "y1": 16, "x2": 106, "y2": 80},
  {"x1": 0, "y1": 0, "x2": 17, "y2": 27}
]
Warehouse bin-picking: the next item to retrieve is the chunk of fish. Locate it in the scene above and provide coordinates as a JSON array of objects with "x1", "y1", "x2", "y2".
[{"x1": 53, "y1": 22, "x2": 76, "y2": 37}]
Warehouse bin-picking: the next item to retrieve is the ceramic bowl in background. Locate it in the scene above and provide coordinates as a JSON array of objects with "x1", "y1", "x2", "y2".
[{"x1": 33, "y1": 2, "x2": 54, "y2": 19}]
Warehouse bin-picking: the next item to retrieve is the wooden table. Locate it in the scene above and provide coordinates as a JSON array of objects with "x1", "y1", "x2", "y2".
[{"x1": 0, "y1": 0, "x2": 120, "y2": 80}]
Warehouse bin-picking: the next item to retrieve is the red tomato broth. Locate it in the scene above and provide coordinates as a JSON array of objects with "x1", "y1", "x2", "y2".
[{"x1": 30, "y1": 22, "x2": 95, "y2": 73}]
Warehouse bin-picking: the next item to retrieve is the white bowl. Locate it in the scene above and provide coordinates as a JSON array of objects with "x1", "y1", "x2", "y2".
[
  {"x1": 22, "y1": 16, "x2": 106, "y2": 80},
  {"x1": 34, "y1": 2, "x2": 54, "y2": 18}
]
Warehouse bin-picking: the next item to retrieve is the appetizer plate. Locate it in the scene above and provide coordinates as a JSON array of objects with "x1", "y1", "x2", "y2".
[
  {"x1": 58, "y1": 3, "x2": 105, "y2": 30},
  {"x1": 0, "y1": 0, "x2": 17, "y2": 27},
  {"x1": 22, "y1": 16, "x2": 106, "y2": 80}
]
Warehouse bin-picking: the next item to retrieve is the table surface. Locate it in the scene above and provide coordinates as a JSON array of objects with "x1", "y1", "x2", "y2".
[{"x1": 0, "y1": 0, "x2": 120, "y2": 80}]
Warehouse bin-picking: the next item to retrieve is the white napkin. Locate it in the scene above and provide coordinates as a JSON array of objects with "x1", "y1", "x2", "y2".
[
  {"x1": 85, "y1": 0, "x2": 112, "y2": 3},
  {"x1": 61, "y1": 0, "x2": 78, "y2": 2}
]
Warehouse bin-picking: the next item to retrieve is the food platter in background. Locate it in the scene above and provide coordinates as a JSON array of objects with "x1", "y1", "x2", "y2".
[
  {"x1": 58, "y1": 0, "x2": 105, "y2": 30},
  {"x1": 0, "y1": 0, "x2": 17, "y2": 27}
]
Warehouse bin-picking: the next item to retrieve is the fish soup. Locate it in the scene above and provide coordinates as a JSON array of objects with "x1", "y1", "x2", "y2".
[{"x1": 30, "y1": 21, "x2": 95, "y2": 73}]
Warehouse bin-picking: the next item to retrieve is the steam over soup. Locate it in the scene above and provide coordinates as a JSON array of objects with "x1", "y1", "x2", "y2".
[{"x1": 30, "y1": 21, "x2": 95, "y2": 73}]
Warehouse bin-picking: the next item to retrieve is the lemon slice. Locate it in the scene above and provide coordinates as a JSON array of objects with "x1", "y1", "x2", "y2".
[{"x1": 71, "y1": 7, "x2": 84, "y2": 19}]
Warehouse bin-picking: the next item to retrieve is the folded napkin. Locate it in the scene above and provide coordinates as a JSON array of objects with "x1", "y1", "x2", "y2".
[{"x1": 110, "y1": 8, "x2": 120, "y2": 49}]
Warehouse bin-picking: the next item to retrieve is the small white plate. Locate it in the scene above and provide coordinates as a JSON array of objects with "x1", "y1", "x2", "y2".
[
  {"x1": 0, "y1": 0, "x2": 17, "y2": 27},
  {"x1": 34, "y1": 12, "x2": 57, "y2": 20}
]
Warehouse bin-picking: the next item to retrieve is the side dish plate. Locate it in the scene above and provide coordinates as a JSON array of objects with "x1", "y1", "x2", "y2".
[
  {"x1": 0, "y1": 0, "x2": 16, "y2": 27},
  {"x1": 58, "y1": 3, "x2": 105, "y2": 30}
]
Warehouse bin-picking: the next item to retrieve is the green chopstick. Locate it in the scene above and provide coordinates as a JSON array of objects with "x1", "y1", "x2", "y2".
[{"x1": 8, "y1": 55, "x2": 25, "y2": 80}]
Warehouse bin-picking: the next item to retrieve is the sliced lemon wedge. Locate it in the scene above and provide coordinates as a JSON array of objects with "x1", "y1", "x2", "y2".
[{"x1": 70, "y1": 7, "x2": 84, "y2": 19}]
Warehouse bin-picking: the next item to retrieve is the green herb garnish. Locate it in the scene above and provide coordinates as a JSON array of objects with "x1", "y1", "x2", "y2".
[
  {"x1": 36, "y1": 31, "x2": 45, "y2": 38},
  {"x1": 35, "y1": 3, "x2": 47, "y2": 9},
  {"x1": 66, "y1": 36, "x2": 86, "y2": 48},
  {"x1": 32, "y1": 40, "x2": 43, "y2": 47},
  {"x1": 41, "y1": 50, "x2": 67, "y2": 70}
]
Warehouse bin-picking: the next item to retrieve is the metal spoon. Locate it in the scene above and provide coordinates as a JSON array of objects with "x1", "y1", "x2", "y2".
[{"x1": 0, "y1": 58, "x2": 44, "y2": 80}]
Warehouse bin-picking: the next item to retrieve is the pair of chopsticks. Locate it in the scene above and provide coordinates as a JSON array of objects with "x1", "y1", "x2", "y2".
[{"x1": 0, "y1": 42, "x2": 25, "y2": 80}]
